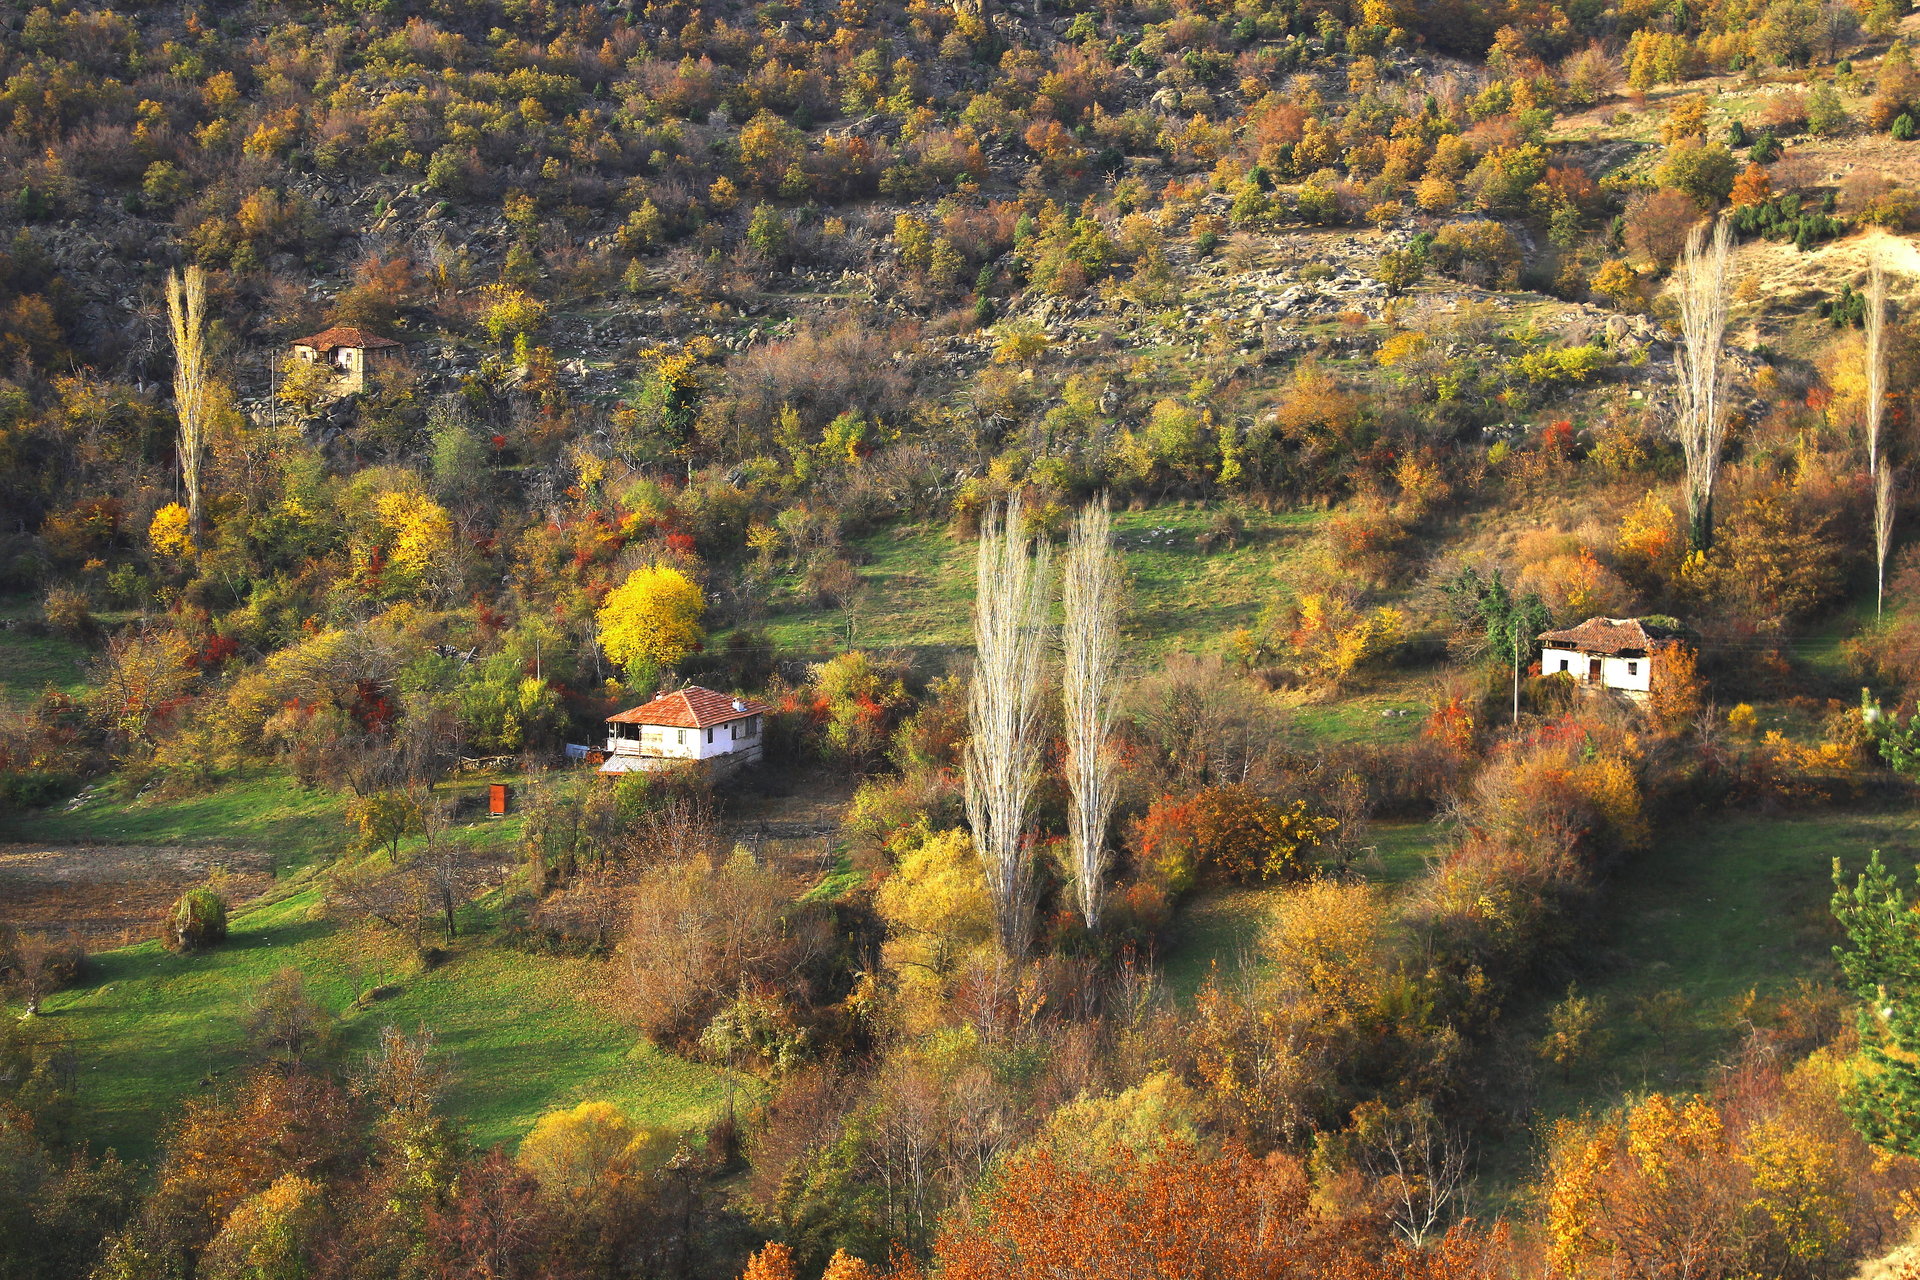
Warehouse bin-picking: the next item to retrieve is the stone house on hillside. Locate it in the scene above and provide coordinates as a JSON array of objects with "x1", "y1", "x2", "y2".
[
  {"x1": 290, "y1": 325, "x2": 403, "y2": 394},
  {"x1": 1537, "y1": 616, "x2": 1688, "y2": 702}
]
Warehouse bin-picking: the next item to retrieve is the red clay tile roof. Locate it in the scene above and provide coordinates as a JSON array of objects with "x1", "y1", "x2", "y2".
[
  {"x1": 290, "y1": 325, "x2": 403, "y2": 351},
  {"x1": 1538, "y1": 616, "x2": 1681, "y2": 655},
  {"x1": 607, "y1": 686, "x2": 770, "y2": 728}
]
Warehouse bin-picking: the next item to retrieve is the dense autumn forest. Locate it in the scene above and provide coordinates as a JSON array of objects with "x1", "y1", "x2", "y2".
[{"x1": 13, "y1": 0, "x2": 1920, "y2": 1272}]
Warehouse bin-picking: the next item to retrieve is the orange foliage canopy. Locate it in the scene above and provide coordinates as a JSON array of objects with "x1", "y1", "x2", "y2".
[{"x1": 910, "y1": 1139, "x2": 1508, "y2": 1280}]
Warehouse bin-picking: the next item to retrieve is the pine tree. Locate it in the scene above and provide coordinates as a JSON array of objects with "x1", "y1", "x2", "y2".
[{"x1": 1832, "y1": 850, "x2": 1920, "y2": 1152}]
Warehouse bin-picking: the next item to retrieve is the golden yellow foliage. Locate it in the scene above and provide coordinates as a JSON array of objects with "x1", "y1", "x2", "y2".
[
  {"x1": 1286, "y1": 593, "x2": 1407, "y2": 684},
  {"x1": 199, "y1": 1173, "x2": 324, "y2": 1280},
  {"x1": 1615, "y1": 490, "x2": 1684, "y2": 585},
  {"x1": 149, "y1": 502, "x2": 194, "y2": 558},
  {"x1": 820, "y1": 1250, "x2": 882, "y2": 1280},
  {"x1": 1590, "y1": 260, "x2": 1640, "y2": 308},
  {"x1": 518, "y1": 1100, "x2": 666, "y2": 1197},
  {"x1": 372, "y1": 490, "x2": 453, "y2": 591},
  {"x1": 596, "y1": 564, "x2": 706, "y2": 678},
  {"x1": 992, "y1": 327, "x2": 1050, "y2": 364},
  {"x1": 1375, "y1": 330, "x2": 1429, "y2": 369},
  {"x1": 1518, "y1": 549, "x2": 1630, "y2": 624},
  {"x1": 1263, "y1": 878, "x2": 1388, "y2": 1023},
  {"x1": 739, "y1": 1243, "x2": 798, "y2": 1280},
  {"x1": 875, "y1": 825, "x2": 992, "y2": 1022},
  {"x1": 1033, "y1": 1073, "x2": 1200, "y2": 1168},
  {"x1": 1570, "y1": 753, "x2": 1649, "y2": 848}
]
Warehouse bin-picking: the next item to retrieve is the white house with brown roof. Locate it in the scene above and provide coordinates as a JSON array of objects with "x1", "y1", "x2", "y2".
[
  {"x1": 1538, "y1": 617, "x2": 1686, "y2": 701},
  {"x1": 290, "y1": 325, "x2": 403, "y2": 394},
  {"x1": 600, "y1": 685, "x2": 771, "y2": 774}
]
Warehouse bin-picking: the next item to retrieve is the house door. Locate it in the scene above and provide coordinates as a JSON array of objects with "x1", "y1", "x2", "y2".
[{"x1": 1588, "y1": 657, "x2": 1602, "y2": 684}]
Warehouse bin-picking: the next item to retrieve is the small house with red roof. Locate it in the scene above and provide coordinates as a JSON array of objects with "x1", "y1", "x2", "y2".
[
  {"x1": 290, "y1": 325, "x2": 404, "y2": 394},
  {"x1": 600, "y1": 685, "x2": 770, "y2": 774},
  {"x1": 1537, "y1": 616, "x2": 1687, "y2": 702}
]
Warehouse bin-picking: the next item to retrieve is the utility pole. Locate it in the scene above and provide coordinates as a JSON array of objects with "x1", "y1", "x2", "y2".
[{"x1": 1512, "y1": 616, "x2": 1521, "y2": 726}]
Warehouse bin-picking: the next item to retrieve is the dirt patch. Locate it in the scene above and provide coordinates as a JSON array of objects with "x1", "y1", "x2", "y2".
[
  {"x1": 721, "y1": 764, "x2": 858, "y2": 881},
  {"x1": 0, "y1": 843, "x2": 273, "y2": 950}
]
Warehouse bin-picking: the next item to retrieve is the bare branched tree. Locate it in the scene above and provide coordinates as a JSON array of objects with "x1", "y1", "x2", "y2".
[
  {"x1": 1062, "y1": 498, "x2": 1120, "y2": 933},
  {"x1": 1674, "y1": 217, "x2": 1734, "y2": 551},
  {"x1": 165, "y1": 265, "x2": 211, "y2": 534},
  {"x1": 1352, "y1": 1099, "x2": 1475, "y2": 1247},
  {"x1": 964, "y1": 502, "x2": 1053, "y2": 960},
  {"x1": 1867, "y1": 264, "x2": 1889, "y2": 474},
  {"x1": 1877, "y1": 462, "x2": 1897, "y2": 619}
]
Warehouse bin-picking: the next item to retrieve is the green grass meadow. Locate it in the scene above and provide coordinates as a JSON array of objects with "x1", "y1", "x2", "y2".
[
  {"x1": 1467, "y1": 807, "x2": 1920, "y2": 1199},
  {"x1": 1158, "y1": 818, "x2": 1447, "y2": 999},
  {"x1": 753, "y1": 504, "x2": 1326, "y2": 659},
  {"x1": 12, "y1": 768, "x2": 728, "y2": 1163},
  {"x1": 1549, "y1": 810, "x2": 1917, "y2": 1098},
  {"x1": 0, "y1": 624, "x2": 90, "y2": 709},
  {"x1": 11, "y1": 772, "x2": 353, "y2": 874},
  {"x1": 45, "y1": 887, "x2": 729, "y2": 1161}
]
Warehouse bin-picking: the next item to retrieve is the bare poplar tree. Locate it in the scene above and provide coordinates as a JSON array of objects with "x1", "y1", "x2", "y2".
[
  {"x1": 1674, "y1": 217, "x2": 1733, "y2": 551},
  {"x1": 165, "y1": 265, "x2": 211, "y2": 534},
  {"x1": 1866, "y1": 264, "x2": 1889, "y2": 475},
  {"x1": 964, "y1": 502, "x2": 1053, "y2": 959},
  {"x1": 1062, "y1": 498, "x2": 1120, "y2": 933},
  {"x1": 1877, "y1": 462, "x2": 1897, "y2": 619}
]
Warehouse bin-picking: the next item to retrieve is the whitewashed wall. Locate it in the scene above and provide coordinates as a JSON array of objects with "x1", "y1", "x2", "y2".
[{"x1": 1540, "y1": 646, "x2": 1653, "y2": 697}]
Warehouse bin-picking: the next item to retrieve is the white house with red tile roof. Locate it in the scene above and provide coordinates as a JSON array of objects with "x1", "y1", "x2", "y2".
[
  {"x1": 1537, "y1": 616, "x2": 1686, "y2": 701},
  {"x1": 600, "y1": 685, "x2": 770, "y2": 773}
]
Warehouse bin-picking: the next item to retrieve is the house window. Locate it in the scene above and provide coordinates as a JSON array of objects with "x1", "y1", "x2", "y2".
[
  {"x1": 1627, "y1": 661, "x2": 1638, "y2": 676},
  {"x1": 706, "y1": 727, "x2": 714, "y2": 744},
  {"x1": 676, "y1": 728, "x2": 688, "y2": 746},
  {"x1": 1558, "y1": 659, "x2": 1568, "y2": 672}
]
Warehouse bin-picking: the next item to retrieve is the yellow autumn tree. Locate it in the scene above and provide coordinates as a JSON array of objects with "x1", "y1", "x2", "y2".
[
  {"x1": 597, "y1": 563, "x2": 706, "y2": 683},
  {"x1": 198, "y1": 1173, "x2": 325, "y2": 1280},
  {"x1": 875, "y1": 824, "x2": 993, "y2": 1027},
  {"x1": 1264, "y1": 878, "x2": 1389, "y2": 1025},
  {"x1": 820, "y1": 1251, "x2": 883, "y2": 1280},
  {"x1": 1538, "y1": 1070, "x2": 1893, "y2": 1280},
  {"x1": 1647, "y1": 642, "x2": 1704, "y2": 735},
  {"x1": 1615, "y1": 491, "x2": 1685, "y2": 588},
  {"x1": 371, "y1": 489, "x2": 454, "y2": 596},
  {"x1": 1518, "y1": 548, "x2": 1631, "y2": 623},
  {"x1": 149, "y1": 502, "x2": 194, "y2": 559},
  {"x1": 277, "y1": 351, "x2": 337, "y2": 419},
  {"x1": 1542, "y1": 1093, "x2": 1743, "y2": 1279},
  {"x1": 1590, "y1": 260, "x2": 1641, "y2": 309},
  {"x1": 518, "y1": 1100, "x2": 668, "y2": 1198}
]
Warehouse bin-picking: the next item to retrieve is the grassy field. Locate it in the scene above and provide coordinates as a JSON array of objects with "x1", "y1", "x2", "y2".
[
  {"x1": 11, "y1": 767, "x2": 724, "y2": 1163},
  {"x1": 751, "y1": 504, "x2": 1326, "y2": 660},
  {"x1": 10, "y1": 769, "x2": 540, "y2": 876},
  {"x1": 43, "y1": 887, "x2": 728, "y2": 1162},
  {"x1": 1158, "y1": 818, "x2": 1447, "y2": 999},
  {"x1": 0, "y1": 623, "x2": 90, "y2": 710},
  {"x1": 11, "y1": 772, "x2": 354, "y2": 875},
  {"x1": 1465, "y1": 807, "x2": 1920, "y2": 1200},
  {"x1": 1545, "y1": 811, "x2": 1911, "y2": 1098},
  {"x1": 1280, "y1": 676, "x2": 1434, "y2": 747}
]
